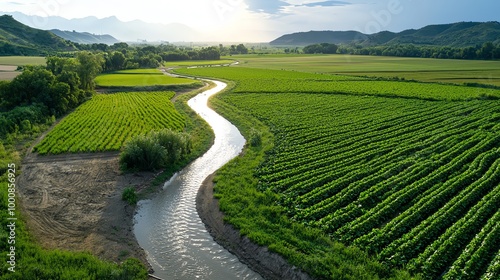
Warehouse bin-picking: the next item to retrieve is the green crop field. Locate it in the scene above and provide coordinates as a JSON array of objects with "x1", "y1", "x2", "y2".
[
  {"x1": 34, "y1": 91, "x2": 185, "y2": 154},
  {"x1": 176, "y1": 67, "x2": 500, "y2": 101},
  {"x1": 164, "y1": 59, "x2": 235, "y2": 67},
  {"x1": 232, "y1": 54, "x2": 500, "y2": 86},
  {"x1": 95, "y1": 68, "x2": 196, "y2": 87},
  {"x1": 177, "y1": 65, "x2": 500, "y2": 279}
]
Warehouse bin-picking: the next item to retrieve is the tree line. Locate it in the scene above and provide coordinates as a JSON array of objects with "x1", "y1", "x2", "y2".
[
  {"x1": 0, "y1": 52, "x2": 104, "y2": 139},
  {"x1": 74, "y1": 43, "x2": 222, "y2": 69},
  {"x1": 303, "y1": 42, "x2": 500, "y2": 60}
]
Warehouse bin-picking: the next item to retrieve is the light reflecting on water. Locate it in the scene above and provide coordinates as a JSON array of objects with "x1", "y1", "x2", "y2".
[{"x1": 134, "y1": 81, "x2": 263, "y2": 280}]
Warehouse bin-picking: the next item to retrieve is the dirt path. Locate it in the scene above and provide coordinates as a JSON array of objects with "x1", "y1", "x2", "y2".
[
  {"x1": 17, "y1": 152, "x2": 157, "y2": 267},
  {"x1": 17, "y1": 104, "x2": 158, "y2": 270},
  {"x1": 18, "y1": 111, "x2": 154, "y2": 265}
]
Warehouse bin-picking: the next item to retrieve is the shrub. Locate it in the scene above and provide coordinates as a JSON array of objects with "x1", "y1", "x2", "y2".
[
  {"x1": 152, "y1": 129, "x2": 192, "y2": 163},
  {"x1": 249, "y1": 128, "x2": 262, "y2": 147},
  {"x1": 122, "y1": 187, "x2": 138, "y2": 205},
  {"x1": 119, "y1": 135, "x2": 167, "y2": 171},
  {"x1": 120, "y1": 129, "x2": 192, "y2": 171}
]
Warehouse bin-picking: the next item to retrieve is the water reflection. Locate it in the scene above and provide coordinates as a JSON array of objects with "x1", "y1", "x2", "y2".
[{"x1": 134, "y1": 80, "x2": 263, "y2": 280}]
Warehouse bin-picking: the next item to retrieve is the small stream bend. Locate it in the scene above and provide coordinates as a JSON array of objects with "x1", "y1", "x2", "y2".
[{"x1": 133, "y1": 80, "x2": 263, "y2": 280}]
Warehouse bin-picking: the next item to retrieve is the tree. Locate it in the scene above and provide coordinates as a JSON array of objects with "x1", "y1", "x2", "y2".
[
  {"x1": 477, "y1": 42, "x2": 495, "y2": 60},
  {"x1": 198, "y1": 47, "x2": 220, "y2": 60},
  {"x1": 303, "y1": 43, "x2": 338, "y2": 54},
  {"x1": 2, "y1": 66, "x2": 79, "y2": 116},
  {"x1": 461, "y1": 46, "x2": 477, "y2": 59},
  {"x1": 109, "y1": 51, "x2": 126, "y2": 71},
  {"x1": 230, "y1": 45, "x2": 237, "y2": 54},
  {"x1": 76, "y1": 51, "x2": 104, "y2": 91},
  {"x1": 111, "y1": 42, "x2": 129, "y2": 51},
  {"x1": 236, "y1": 44, "x2": 248, "y2": 54},
  {"x1": 57, "y1": 70, "x2": 85, "y2": 106},
  {"x1": 4, "y1": 66, "x2": 56, "y2": 108}
]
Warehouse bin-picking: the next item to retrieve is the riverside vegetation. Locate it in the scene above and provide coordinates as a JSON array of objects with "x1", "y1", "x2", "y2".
[
  {"x1": 0, "y1": 52, "x2": 214, "y2": 278},
  {"x1": 0, "y1": 53, "x2": 152, "y2": 278},
  {"x1": 176, "y1": 64, "x2": 500, "y2": 280}
]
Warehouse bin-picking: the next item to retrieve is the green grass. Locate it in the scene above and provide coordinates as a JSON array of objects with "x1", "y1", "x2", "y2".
[
  {"x1": 34, "y1": 91, "x2": 185, "y2": 154},
  {"x1": 0, "y1": 56, "x2": 46, "y2": 66},
  {"x1": 113, "y1": 69, "x2": 165, "y2": 74},
  {"x1": 163, "y1": 59, "x2": 235, "y2": 67},
  {"x1": 95, "y1": 68, "x2": 196, "y2": 87},
  {"x1": 232, "y1": 54, "x2": 500, "y2": 86}
]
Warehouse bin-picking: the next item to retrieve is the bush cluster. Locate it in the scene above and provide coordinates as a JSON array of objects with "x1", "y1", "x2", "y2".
[{"x1": 120, "y1": 129, "x2": 192, "y2": 171}]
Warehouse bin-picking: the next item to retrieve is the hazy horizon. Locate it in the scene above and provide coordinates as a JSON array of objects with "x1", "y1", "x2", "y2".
[{"x1": 2, "y1": 0, "x2": 499, "y2": 42}]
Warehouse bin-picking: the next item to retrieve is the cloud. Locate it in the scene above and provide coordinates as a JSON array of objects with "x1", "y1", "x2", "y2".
[
  {"x1": 301, "y1": 1, "x2": 351, "y2": 7},
  {"x1": 6, "y1": 1, "x2": 36, "y2": 5},
  {"x1": 244, "y1": 0, "x2": 352, "y2": 15},
  {"x1": 245, "y1": 0, "x2": 289, "y2": 14}
]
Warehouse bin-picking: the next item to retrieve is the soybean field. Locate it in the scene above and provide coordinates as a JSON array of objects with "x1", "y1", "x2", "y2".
[{"x1": 178, "y1": 65, "x2": 500, "y2": 280}]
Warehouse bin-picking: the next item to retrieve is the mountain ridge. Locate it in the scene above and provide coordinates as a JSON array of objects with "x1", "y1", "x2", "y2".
[
  {"x1": 0, "y1": 14, "x2": 76, "y2": 55},
  {"x1": 49, "y1": 29, "x2": 119, "y2": 45},
  {"x1": 2, "y1": 12, "x2": 200, "y2": 42},
  {"x1": 270, "y1": 21, "x2": 500, "y2": 47}
]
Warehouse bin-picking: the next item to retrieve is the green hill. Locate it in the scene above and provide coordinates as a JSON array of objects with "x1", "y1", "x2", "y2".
[
  {"x1": 50, "y1": 29, "x2": 119, "y2": 45},
  {"x1": 270, "y1": 30, "x2": 368, "y2": 46},
  {"x1": 0, "y1": 14, "x2": 76, "y2": 55},
  {"x1": 271, "y1": 21, "x2": 500, "y2": 47}
]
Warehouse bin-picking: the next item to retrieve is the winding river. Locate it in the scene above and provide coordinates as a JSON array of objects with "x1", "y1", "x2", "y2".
[{"x1": 133, "y1": 80, "x2": 263, "y2": 280}]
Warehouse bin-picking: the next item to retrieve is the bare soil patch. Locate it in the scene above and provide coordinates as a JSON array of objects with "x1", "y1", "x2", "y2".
[
  {"x1": 0, "y1": 65, "x2": 17, "y2": 71},
  {"x1": 18, "y1": 151, "x2": 156, "y2": 269},
  {"x1": 0, "y1": 71, "x2": 20, "y2": 80},
  {"x1": 0, "y1": 65, "x2": 19, "y2": 80}
]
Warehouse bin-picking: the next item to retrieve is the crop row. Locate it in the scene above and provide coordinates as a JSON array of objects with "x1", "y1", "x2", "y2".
[
  {"x1": 353, "y1": 148, "x2": 499, "y2": 254},
  {"x1": 481, "y1": 249, "x2": 500, "y2": 280},
  {"x1": 35, "y1": 91, "x2": 184, "y2": 154},
  {"x1": 443, "y1": 209, "x2": 500, "y2": 280},
  {"x1": 299, "y1": 129, "x2": 477, "y2": 225}
]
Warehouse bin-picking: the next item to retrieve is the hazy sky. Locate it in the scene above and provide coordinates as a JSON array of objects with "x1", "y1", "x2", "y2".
[{"x1": 2, "y1": 0, "x2": 499, "y2": 41}]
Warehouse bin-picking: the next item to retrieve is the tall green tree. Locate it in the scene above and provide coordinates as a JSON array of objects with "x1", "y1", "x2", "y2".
[
  {"x1": 110, "y1": 51, "x2": 126, "y2": 71},
  {"x1": 76, "y1": 51, "x2": 104, "y2": 91},
  {"x1": 236, "y1": 44, "x2": 248, "y2": 54}
]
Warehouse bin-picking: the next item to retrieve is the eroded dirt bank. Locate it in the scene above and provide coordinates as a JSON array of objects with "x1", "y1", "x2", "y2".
[
  {"x1": 17, "y1": 152, "x2": 155, "y2": 268},
  {"x1": 196, "y1": 174, "x2": 313, "y2": 280}
]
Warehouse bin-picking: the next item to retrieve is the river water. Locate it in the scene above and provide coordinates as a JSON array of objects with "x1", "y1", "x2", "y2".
[{"x1": 133, "y1": 80, "x2": 263, "y2": 280}]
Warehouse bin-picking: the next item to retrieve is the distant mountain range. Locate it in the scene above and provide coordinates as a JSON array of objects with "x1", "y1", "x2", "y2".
[
  {"x1": 270, "y1": 22, "x2": 500, "y2": 47},
  {"x1": 50, "y1": 29, "x2": 119, "y2": 45},
  {"x1": 3, "y1": 11, "x2": 200, "y2": 42},
  {"x1": 0, "y1": 15, "x2": 75, "y2": 55}
]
